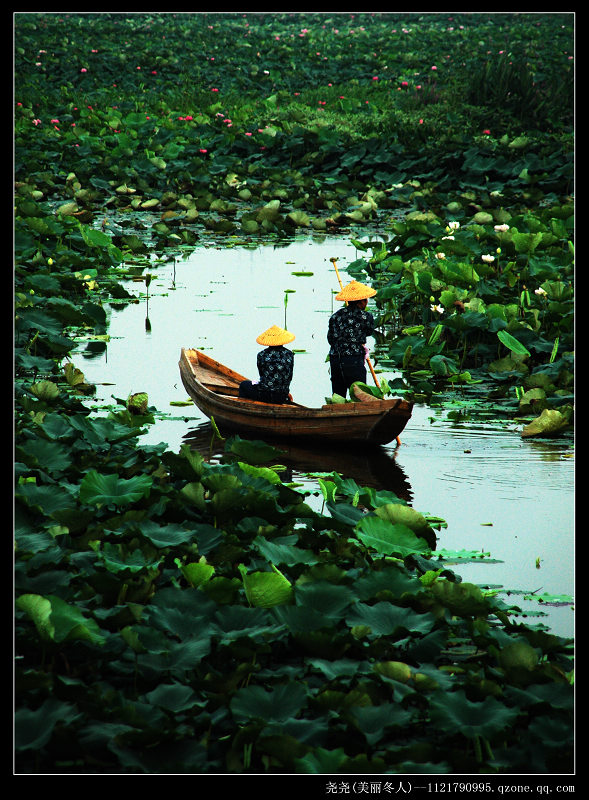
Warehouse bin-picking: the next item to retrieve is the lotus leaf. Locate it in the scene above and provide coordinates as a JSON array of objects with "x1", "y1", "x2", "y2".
[
  {"x1": 254, "y1": 535, "x2": 319, "y2": 567},
  {"x1": 180, "y1": 481, "x2": 205, "y2": 510},
  {"x1": 79, "y1": 470, "x2": 152, "y2": 507},
  {"x1": 140, "y1": 521, "x2": 198, "y2": 548},
  {"x1": 144, "y1": 683, "x2": 203, "y2": 713},
  {"x1": 346, "y1": 601, "x2": 436, "y2": 637},
  {"x1": 431, "y1": 579, "x2": 491, "y2": 617},
  {"x1": 430, "y1": 690, "x2": 519, "y2": 739},
  {"x1": 15, "y1": 698, "x2": 82, "y2": 751},
  {"x1": 498, "y1": 641, "x2": 539, "y2": 671},
  {"x1": 356, "y1": 514, "x2": 432, "y2": 557},
  {"x1": 16, "y1": 483, "x2": 76, "y2": 516},
  {"x1": 180, "y1": 560, "x2": 215, "y2": 588},
  {"x1": 99, "y1": 544, "x2": 163, "y2": 576},
  {"x1": 521, "y1": 408, "x2": 570, "y2": 438},
  {"x1": 350, "y1": 703, "x2": 414, "y2": 746},
  {"x1": 497, "y1": 329, "x2": 531, "y2": 356},
  {"x1": 373, "y1": 660, "x2": 413, "y2": 683},
  {"x1": 17, "y1": 593, "x2": 105, "y2": 645},
  {"x1": 239, "y1": 563, "x2": 293, "y2": 608},
  {"x1": 230, "y1": 682, "x2": 308, "y2": 724},
  {"x1": 294, "y1": 747, "x2": 348, "y2": 774},
  {"x1": 214, "y1": 606, "x2": 284, "y2": 644}
]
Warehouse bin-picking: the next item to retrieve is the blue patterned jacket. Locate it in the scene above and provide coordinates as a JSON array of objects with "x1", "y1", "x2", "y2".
[
  {"x1": 328, "y1": 305, "x2": 375, "y2": 358},
  {"x1": 257, "y1": 346, "x2": 294, "y2": 393}
]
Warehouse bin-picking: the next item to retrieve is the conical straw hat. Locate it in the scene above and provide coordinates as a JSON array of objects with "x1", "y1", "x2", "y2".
[
  {"x1": 335, "y1": 280, "x2": 377, "y2": 302},
  {"x1": 256, "y1": 325, "x2": 296, "y2": 346}
]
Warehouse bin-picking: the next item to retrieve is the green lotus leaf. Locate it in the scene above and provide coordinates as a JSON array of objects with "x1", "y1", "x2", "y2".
[
  {"x1": 497, "y1": 330, "x2": 531, "y2": 356},
  {"x1": 256, "y1": 199, "x2": 282, "y2": 221},
  {"x1": 431, "y1": 579, "x2": 490, "y2": 617},
  {"x1": 230, "y1": 682, "x2": 307, "y2": 724},
  {"x1": 238, "y1": 462, "x2": 282, "y2": 485},
  {"x1": 30, "y1": 380, "x2": 60, "y2": 401},
  {"x1": 294, "y1": 747, "x2": 348, "y2": 774},
  {"x1": 294, "y1": 581, "x2": 355, "y2": 619},
  {"x1": 498, "y1": 641, "x2": 539, "y2": 671},
  {"x1": 127, "y1": 392, "x2": 148, "y2": 414},
  {"x1": 79, "y1": 470, "x2": 152, "y2": 507},
  {"x1": 346, "y1": 601, "x2": 436, "y2": 637},
  {"x1": 16, "y1": 593, "x2": 105, "y2": 645},
  {"x1": 287, "y1": 210, "x2": 310, "y2": 227},
  {"x1": 374, "y1": 503, "x2": 432, "y2": 534},
  {"x1": 16, "y1": 594, "x2": 54, "y2": 641},
  {"x1": 430, "y1": 690, "x2": 519, "y2": 739},
  {"x1": 180, "y1": 481, "x2": 206, "y2": 510},
  {"x1": 254, "y1": 535, "x2": 319, "y2": 567},
  {"x1": 180, "y1": 560, "x2": 215, "y2": 587},
  {"x1": 355, "y1": 515, "x2": 431, "y2": 557},
  {"x1": 238, "y1": 563, "x2": 293, "y2": 608},
  {"x1": 15, "y1": 697, "x2": 81, "y2": 752},
  {"x1": 17, "y1": 438, "x2": 72, "y2": 474},
  {"x1": 144, "y1": 683, "x2": 203, "y2": 713},
  {"x1": 177, "y1": 443, "x2": 205, "y2": 476},
  {"x1": 16, "y1": 483, "x2": 76, "y2": 516},
  {"x1": 521, "y1": 408, "x2": 570, "y2": 438},
  {"x1": 350, "y1": 702, "x2": 413, "y2": 746},
  {"x1": 214, "y1": 606, "x2": 284, "y2": 643},
  {"x1": 241, "y1": 218, "x2": 259, "y2": 233},
  {"x1": 225, "y1": 435, "x2": 284, "y2": 464},
  {"x1": 99, "y1": 543, "x2": 164, "y2": 575},
  {"x1": 373, "y1": 660, "x2": 413, "y2": 683},
  {"x1": 140, "y1": 521, "x2": 197, "y2": 548}
]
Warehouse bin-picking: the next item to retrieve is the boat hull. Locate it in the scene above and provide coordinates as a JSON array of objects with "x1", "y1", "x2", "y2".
[{"x1": 179, "y1": 348, "x2": 412, "y2": 446}]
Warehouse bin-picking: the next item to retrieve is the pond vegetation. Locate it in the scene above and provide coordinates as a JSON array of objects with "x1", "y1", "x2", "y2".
[{"x1": 15, "y1": 12, "x2": 574, "y2": 775}]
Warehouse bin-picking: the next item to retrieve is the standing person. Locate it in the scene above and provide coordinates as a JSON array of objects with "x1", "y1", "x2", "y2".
[
  {"x1": 239, "y1": 325, "x2": 295, "y2": 404},
  {"x1": 328, "y1": 280, "x2": 377, "y2": 398}
]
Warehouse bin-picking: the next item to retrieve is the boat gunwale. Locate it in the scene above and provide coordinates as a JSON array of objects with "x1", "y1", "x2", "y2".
[{"x1": 180, "y1": 348, "x2": 412, "y2": 420}]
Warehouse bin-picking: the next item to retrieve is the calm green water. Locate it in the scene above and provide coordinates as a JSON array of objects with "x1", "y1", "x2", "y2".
[{"x1": 76, "y1": 236, "x2": 575, "y2": 638}]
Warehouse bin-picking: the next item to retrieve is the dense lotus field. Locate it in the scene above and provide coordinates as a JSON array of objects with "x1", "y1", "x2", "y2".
[{"x1": 14, "y1": 13, "x2": 574, "y2": 775}]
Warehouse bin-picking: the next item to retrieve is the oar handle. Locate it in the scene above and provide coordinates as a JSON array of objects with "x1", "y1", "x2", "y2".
[{"x1": 330, "y1": 257, "x2": 344, "y2": 291}]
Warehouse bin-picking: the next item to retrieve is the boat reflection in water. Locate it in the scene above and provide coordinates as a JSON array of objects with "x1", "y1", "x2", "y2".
[{"x1": 183, "y1": 421, "x2": 413, "y2": 504}]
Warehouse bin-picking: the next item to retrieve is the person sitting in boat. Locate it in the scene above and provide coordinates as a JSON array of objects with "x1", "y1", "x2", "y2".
[
  {"x1": 328, "y1": 280, "x2": 377, "y2": 398},
  {"x1": 238, "y1": 325, "x2": 295, "y2": 404}
]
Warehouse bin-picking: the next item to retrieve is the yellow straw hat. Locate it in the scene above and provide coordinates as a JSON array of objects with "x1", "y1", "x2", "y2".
[
  {"x1": 335, "y1": 280, "x2": 377, "y2": 302},
  {"x1": 256, "y1": 325, "x2": 296, "y2": 346}
]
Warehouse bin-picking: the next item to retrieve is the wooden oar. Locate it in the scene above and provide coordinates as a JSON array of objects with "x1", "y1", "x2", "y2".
[
  {"x1": 330, "y1": 257, "x2": 380, "y2": 388},
  {"x1": 330, "y1": 257, "x2": 401, "y2": 445}
]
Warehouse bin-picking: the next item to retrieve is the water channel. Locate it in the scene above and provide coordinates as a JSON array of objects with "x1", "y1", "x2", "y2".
[{"x1": 74, "y1": 235, "x2": 575, "y2": 639}]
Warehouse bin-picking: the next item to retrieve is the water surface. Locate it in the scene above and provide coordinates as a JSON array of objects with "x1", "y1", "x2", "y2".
[{"x1": 76, "y1": 236, "x2": 575, "y2": 638}]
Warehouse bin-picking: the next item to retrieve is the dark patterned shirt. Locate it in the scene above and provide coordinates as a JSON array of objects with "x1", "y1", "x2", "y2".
[
  {"x1": 328, "y1": 305, "x2": 375, "y2": 358},
  {"x1": 257, "y1": 346, "x2": 294, "y2": 393}
]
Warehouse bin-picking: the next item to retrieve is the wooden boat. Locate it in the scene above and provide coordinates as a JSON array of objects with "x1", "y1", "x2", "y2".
[{"x1": 179, "y1": 348, "x2": 413, "y2": 446}]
